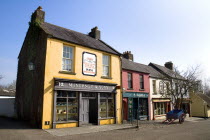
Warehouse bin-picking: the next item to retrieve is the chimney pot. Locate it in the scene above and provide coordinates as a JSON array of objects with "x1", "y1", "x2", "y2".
[
  {"x1": 31, "y1": 6, "x2": 45, "y2": 24},
  {"x1": 122, "y1": 51, "x2": 134, "y2": 61},
  {"x1": 165, "y1": 61, "x2": 173, "y2": 70},
  {"x1": 88, "y1": 26, "x2": 100, "y2": 40}
]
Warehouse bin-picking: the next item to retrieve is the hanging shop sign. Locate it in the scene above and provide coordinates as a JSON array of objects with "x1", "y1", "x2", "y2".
[
  {"x1": 82, "y1": 52, "x2": 97, "y2": 76},
  {"x1": 54, "y1": 80, "x2": 116, "y2": 93},
  {"x1": 123, "y1": 92, "x2": 148, "y2": 98}
]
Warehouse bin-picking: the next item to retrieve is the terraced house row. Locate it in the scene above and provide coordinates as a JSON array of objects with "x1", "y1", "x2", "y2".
[{"x1": 16, "y1": 7, "x2": 191, "y2": 129}]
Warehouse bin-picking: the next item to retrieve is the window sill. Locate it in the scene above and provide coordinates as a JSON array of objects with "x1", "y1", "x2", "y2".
[
  {"x1": 101, "y1": 76, "x2": 112, "y2": 79},
  {"x1": 59, "y1": 71, "x2": 76, "y2": 75},
  {"x1": 139, "y1": 89, "x2": 145, "y2": 91},
  {"x1": 127, "y1": 88, "x2": 133, "y2": 90}
]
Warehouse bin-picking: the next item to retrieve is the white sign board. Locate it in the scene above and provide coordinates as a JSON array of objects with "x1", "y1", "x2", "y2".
[{"x1": 82, "y1": 52, "x2": 97, "y2": 76}]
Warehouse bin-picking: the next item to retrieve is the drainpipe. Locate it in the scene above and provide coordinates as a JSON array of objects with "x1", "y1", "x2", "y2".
[{"x1": 120, "y1": 56, "x2": 123, "y2": 124}]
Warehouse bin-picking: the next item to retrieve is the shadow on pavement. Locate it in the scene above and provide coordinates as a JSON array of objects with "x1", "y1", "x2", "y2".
[{"x1": 0, "y1": 117, "x2": 34, "y2": 129}]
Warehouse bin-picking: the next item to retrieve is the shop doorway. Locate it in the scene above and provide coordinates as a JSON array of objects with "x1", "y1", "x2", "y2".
[
  {"x1": 80, "y1": 93, "x2": 97, "y2": 125},
  {"x1": 131, "y1": 98, "x2": 148, "y2": 120}
]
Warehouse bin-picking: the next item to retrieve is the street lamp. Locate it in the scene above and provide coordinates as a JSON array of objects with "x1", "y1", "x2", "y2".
[{"x1": 28, "y1": 62, "x2": 35, "y2": 71}]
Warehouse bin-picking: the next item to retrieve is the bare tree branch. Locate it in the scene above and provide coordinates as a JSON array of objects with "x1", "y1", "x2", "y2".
[{"x1": 159, "y1": 65, "x2": 201, "y2": 109}]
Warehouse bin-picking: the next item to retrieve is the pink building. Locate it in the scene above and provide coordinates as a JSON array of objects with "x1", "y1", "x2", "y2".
[{"x1": 122, "y1": 52, "x2": 150, "y2": 121}]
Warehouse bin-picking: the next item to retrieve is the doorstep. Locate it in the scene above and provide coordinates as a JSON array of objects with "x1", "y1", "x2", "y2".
[{"x1": 44, "y1": 124, "x2": 135, "y2": 136}]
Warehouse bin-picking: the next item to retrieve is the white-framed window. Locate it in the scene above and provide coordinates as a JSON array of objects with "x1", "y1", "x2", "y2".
[
  {"x1": 128, "y1": 73, "x2": 133, "y2": 89},
  {"x1": 159, "y1": 81, "x2": 164, "y2": 94},
  {"x1": 140, "y1": 75, "x2": 144, "y2": 90},
  {"x1": 102, "y1": 54, "x2": 110, "y2": 77},
  {"x1": 152, "y1": 80, "x2": 157, "y2": 94},
  {"x1": 62, "y1": 45, "x2": 74, "y2": 71}
]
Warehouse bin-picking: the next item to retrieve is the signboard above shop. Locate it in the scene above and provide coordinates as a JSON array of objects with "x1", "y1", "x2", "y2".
[
  {"x1": 54, "y1": 79, "x2": 117, "y2": 93},
  {"x1": 123, "y1": 92, "x2": 148, "y2": 98},
  {"x1": 82, "y1": 52, "x2": 97, "y2": 76}
]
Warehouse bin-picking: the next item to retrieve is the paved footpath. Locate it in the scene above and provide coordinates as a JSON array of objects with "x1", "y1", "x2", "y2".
[{"x1": 0, "y1": 117, "x2": 209, "y2": 140}]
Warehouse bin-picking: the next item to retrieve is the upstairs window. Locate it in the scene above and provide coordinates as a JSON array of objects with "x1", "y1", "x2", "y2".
[
  {"x1": 152, "y1": 80, "x2": 157, "y2": 94},
  {"x1": 166, "y1": 82, "x2": 170, "y2": 94},
  {"x1": 102, "y1": 54, "x2": 110, "y2": 77},
  {"x1": 62, "y1": 46, "x2": 74, "y2": 71},
  {"x1": 159, "y1": 81, "x2": 164, "y2": 94},
  {"x1": 128, "y1": 73, "x2": 133, "y2": 89},
  {"x1": 140, "y1": 75, "x2": 144, "y2": 90}
]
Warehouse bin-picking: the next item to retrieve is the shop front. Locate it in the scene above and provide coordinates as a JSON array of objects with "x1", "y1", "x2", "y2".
[
  {"x1": 123, "y1": 92, "x2": 149, "y2": 121},
  {"x1": 152, "y1": 98, "x2": 171, "y2": 120},
  {"x1": 53, "y1": 78, "x2": 117, "y2": 128}
]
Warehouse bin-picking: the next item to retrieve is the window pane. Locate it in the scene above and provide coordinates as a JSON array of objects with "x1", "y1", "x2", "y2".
[
  {"x1": 66, "y1": 52, "x2": 70, "y2": 58},
  {"x1": 69, "y1": 48, "x2": 73, "y2": 59},
  {"x1": 56, "y1": 98, "x2": 67, "y2": 121},
  {"x1": 100, "y1": 93, "x2": 107, "y2": 98},
  {"x1": 108, "y1": 99, "x2": 114, "y2": 117},
  {"x1": 62, "y1": 46, "x2": 73, "y2": 71},
  {"x1": 64, "y1": 46, "x2": 67, "y2": 52},
  {"x1": 102, "y1": 55, "x2": 110, "y2": 77},
  {"x1": 103, "y1": 66, "x2": 109, "y2": 76},
  {"x1": 103, "y1": 55, "x2": 109, "y2": 65},
  {"x1": 67, "y1": 98, "x2": 78, "y2": 121},
  {"x1": 57, "y1": 91, "x2": 67, "y2": 97},
  {"x1": 128, "y1": 73, "x2": 132, "y2": 88},
  {"x1": 67, "y1": 91, "x2": 76, "y2": 97},
  {"x1": 100, "y1": 99, "x2": 107, "y2": 118}
]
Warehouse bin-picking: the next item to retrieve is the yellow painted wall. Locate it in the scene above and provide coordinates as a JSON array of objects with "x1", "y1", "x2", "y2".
[
  {"x1": 100, "y1": 119, "x2": 115, "y2": 125},
  {"x1": 190, "y1": 92, "x2": 208, "y2": 117},
  {"x1": 207, "y1": 107, "x2": 210, "y2": 117},
  {"x1": 42, "y1": 38, "x2": 122, "y2": 129},
  {"x1": 56, "y1": 122, "x2": 78, "y2": 128}
]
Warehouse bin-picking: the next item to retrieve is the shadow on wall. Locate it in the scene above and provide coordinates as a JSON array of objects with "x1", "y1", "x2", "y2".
[{"x1": 0, "y1": 117, "x2": 34, "y2": 129}]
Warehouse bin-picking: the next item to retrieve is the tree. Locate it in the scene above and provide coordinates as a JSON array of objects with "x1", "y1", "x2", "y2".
[
  {"x1": 203, "y1": 78, "x2": 210, "y2": 97},
  {"x1": 159, "y1": 66, "x2": 201, "y2": 109}
]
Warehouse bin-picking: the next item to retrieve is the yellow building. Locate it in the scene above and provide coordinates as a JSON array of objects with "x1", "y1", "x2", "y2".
[
  {"x1": 16, "y1": 7, "x2": 122, "y2": 129},
  {"x1": 190, "y1": 92, "x2": 210, "y2": 118}
]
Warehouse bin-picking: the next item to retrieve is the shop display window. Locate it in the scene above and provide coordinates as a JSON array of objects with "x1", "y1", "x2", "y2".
[
  {"x1": 56, "y1": 91, "x2": 78, "y2": 122},
  {"x1": 154, "y1": 102, "x2": 166, "y2": 115},
  {"x1": 100, "y1": 93, "x2": 114, "y2": 118}
]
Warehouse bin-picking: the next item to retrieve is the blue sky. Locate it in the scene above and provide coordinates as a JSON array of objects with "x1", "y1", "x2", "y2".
[{"x1": 0, "y1": 0, "x2": 210, "y2": 85}]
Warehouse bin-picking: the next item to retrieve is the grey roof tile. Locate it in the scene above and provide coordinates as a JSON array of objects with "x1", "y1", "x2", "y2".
[
  {"x1": 197, "y1": 94, "x2": 210, "y2": 107},
  {"x1": 149, "y1": 62, "x2": 184, "y2": 79},
  {"x1": 146, "y1": 66, "x2": 165, "y2": 78},
  {"x1": 40, "y1": 22, "x2": 120, "y2": 55},
  {"x1": 122, "y1": 58, "x2": 149, "y2": 74}
]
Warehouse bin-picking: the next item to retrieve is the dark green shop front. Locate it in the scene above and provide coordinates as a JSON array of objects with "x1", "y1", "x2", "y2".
[{"x1": 123, "y1": 92, "x2": 149, "y2": 121}]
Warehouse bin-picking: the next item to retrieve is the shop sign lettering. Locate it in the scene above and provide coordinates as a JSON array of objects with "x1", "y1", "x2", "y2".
[
  {"x1": 123, "y1": 92, "x2": 148, "y2": 98},
  {"x1": 55, "y1": 81, "x2": 116, "y2": 92}
]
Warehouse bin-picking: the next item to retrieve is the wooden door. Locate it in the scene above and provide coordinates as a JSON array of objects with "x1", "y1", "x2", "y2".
[{"x1": 81, "y1": 99, "x2": 89, "y2": 124}]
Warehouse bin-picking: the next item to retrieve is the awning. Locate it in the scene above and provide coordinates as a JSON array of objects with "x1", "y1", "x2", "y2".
[{"x1": 152, "y1": 99, "x2": 170, "y2": 102}]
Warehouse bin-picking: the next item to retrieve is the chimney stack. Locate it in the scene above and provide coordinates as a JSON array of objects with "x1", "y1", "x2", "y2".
[
  {"x1": 122, "y1": 51, "x2": 133, "y2": 61},
  {"x1": 88, "y1": 26, "x2": 100, "y2": 40},
  {"x1": 31, "y1": 6, "x2": 45, "y2": 24},
  {"x1": 165, "y1": 61, "x2": 173, "y2": 70}
]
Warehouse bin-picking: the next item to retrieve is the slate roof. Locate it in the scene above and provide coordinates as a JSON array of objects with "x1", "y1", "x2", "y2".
[
  {"x1": 122, "y1": 58, "x2": 149, "y2": 74},
  {"x1": 146, "y1": 66, "x2": 165, "y2": 78},
  {"x1": 149, "y1": 62, "x2": 184, "y2": 80},
  {"x1": 40, "y1": 22, "x2": 120, "y2": 55},
  {"x1": 197, "y1": 94, "x2": 210, "y2": 107}
]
